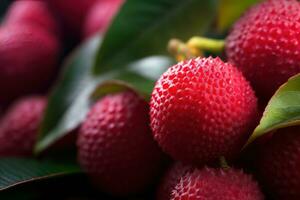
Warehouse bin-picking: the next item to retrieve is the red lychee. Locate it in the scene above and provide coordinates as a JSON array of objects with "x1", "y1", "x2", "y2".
[
  {"x1": 77, "y1": 91, "x2": 165, "y2": 196},
  {"x1": 226, "y1": 0, "x2": 300, "y2": 100},
  {"x1": 171, "y1": 167, "x2": 264, "y2": 200},
  {"x1": 3, "y1": 0, "x2": 58, "y2": 37},
  {"x1": 157, "y1": 162, "x2": 194, "y2": 200},
  {"x1": 0, "y1": 24, "x2": 59, "y2": 104},
  {"x1": 257, "y1": 127, "x2": 300, "y2": 199},
  {"x1": 83, "y1": 0, "x2": 124, "y2": 38},
  {"x1": 47, "y1": 0, "x2": 97, "y2": 38},
  {"x1": 0, "y1": 96, "x2": 46, "y2": 157},
  {"x1": 150, "y1": 57, "x2": 258, "y2": 165}
]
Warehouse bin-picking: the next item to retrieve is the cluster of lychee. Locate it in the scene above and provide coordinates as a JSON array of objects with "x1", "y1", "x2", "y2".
[
  {"x1": 78, "y1": 0, "x2": 300, "y2": 199},
  {"x1": 1, "y1": 0, "x2": 300, "y2": 199},
  {"x1": 0, "y1": 0, "x2": 123, "y2": 106},
  {"x1": 0, "y1": 0, "x2": 123, "y2": 153}
]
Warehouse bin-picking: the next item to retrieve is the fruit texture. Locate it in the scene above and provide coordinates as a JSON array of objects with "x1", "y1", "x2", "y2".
[
  {"x1": 226, "y1": 0, "x2": 300, "y2": 99},
  {"x1": 47, "y1": 0, "x2": 97, "y2": 37},
  {"x1": 77, "y1": 91, "x2": 165, "y2": 196},
  {"x1": 150, "y1": 57, "x2": 258, "y2": 165},
  {"x1": 257, "y1": 127, "x2": 300, "y2": 199},
  {"x1": 0, "y1": 96, "x2": 46, "y2": 156},
  {"x1": 157, "y1": 162, "x2": 193, "y2": 200},
  {"x1": 171, "y1": 167, "x2": 264, "y2": 200},
  {"x1": 83, "y1": 0, "x2": 124, "y2": 38},
  {"x1": 0, "y1": 24, "x2": 59, "y2": 104},
  {"x1": 3, "y1": 0, "x2": 58, "y2": 36}
]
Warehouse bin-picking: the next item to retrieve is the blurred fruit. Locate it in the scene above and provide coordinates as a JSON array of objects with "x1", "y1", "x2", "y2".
[
  {"x1": 0, "y1": 96, "x2": 46, "y2": 156},
  {"x1": 171, "y1": 167, "x2": 264, "y2": 200},
  {"x1": 77, "y1": 91, "x2": 165, "y2": 196},
  {"x1": 157, "y1": 162, "x2": 193, "y2": 200},
  {"x1": 226, "y1": 0, "x2": 300, "y2": 100},
  {"x1": 0, "y1": 24, "x2": 60, "y2": 105},
  {"x1": 257, "y1": 127, "x2": 300, "y2": 199},
  {"x1": 150, "y1": 57, "x2": 258, "y2": 165},
  {"x1": 83, "y1": 0, "x2": 124, "y2": 38},
  {"x1": 47, "y1": 0, "x2": 97, "y2": 38},
  {"x1": 3, "y1": 0, "x2": 59, "y2": 37}
]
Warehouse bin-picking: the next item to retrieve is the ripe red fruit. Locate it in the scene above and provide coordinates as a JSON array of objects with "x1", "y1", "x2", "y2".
[
  {"x1": 83, "y1": 0, "x2": 124, "y2": 38},
  {"x1": 257, "y1": 127, "x2": 300, "y2": 199},
  {"x1": 150, "y1": 57, "x2": 258, "y2": 165},
  {"x1": 47, "y1": 0, "x2": 97, "y2": 37},
  {"x1": 171, "y1": 167, "x2": 264, "y2": 200},
  {"x1": 226, "y1": 0, "x2": 300, "y2": 100},
  {"x1": 77, "y1": 91, "x2": 165, "y2": 196},
  {"x1": 0, "y1": 24, "x2": 59, "y2": 104},
  {"x1": 3, "y1": 0, "x2": 58, "y2": 36},
  {"x1": 157, "y1": 162, "x2": 193, "y2": 200},
  {"x1": 0, "y1": 96, "x2": 46, "y2": 157}
]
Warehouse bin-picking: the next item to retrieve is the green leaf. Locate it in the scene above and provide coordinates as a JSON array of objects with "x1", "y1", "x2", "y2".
[
  {"x1": 217, "y1": 0, "x2": 261, "y2": 32},
  {"x1": 91, "y1": 55, "x2": 174, "y2": 101},
  {"x1": 94, "y1": 0, "x2": 219, "y2": 74},
  {"x1": 36, "y1": 35, "x2": 174, "y2": 153},
  {"x1": 0, "y1": 0, "x2": 10, "y2": 19},
  {"x1": 0, "y1": 158, "x2": 81, "y2": 191},
  {"x1": 247, "y1": 74, "x2": 300, "y2": 145},
  {"x1": 35, "y1": 36, "x2": 102, "y2": 154},
  {"x1": 105, "y1": 55, "x2": 174, "y2": 97}
]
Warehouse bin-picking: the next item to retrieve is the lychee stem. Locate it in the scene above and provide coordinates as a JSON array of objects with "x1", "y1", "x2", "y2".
[
  {"x1": 167, "y1": 38, "x2": 202, "y2": 61},
  {"x1": 167, "y1": 37, "x2": 225, "y2": 62},
  {"x1": 187, "y1": 37, "x2": 225, "y2": 54}
]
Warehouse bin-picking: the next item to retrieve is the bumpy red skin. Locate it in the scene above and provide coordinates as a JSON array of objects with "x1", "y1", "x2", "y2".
[
  {"x1": 0, "y1": 96, "x2": 46, "y2": 157},
  {"x1": 171, "y1": 168, "x2": 264, "y2": 200},
  {"x1": 150, "y1": 57, "x2": 258, "y2": 166},
  {"x1": 77, "y1": 91, "x2": 165, "y2": 196},
  {"x1": 83, "y1": 0, "x2": 124, "y2": 38},
  {"x1": 47, "y1": 0, "x2": 97, "y2": 37},
  {"x1": 157, "y1": 162, "x2": 194, "y2": 200},
  {"x1": 226, "y1": 0, "x2": 300, "y2": 100},
  {"x1": 257, "y1": 127, "x2": 300, "y2": 200},
  {"x1": 0, "y1": 25, "x2": 59, "y2": 105},
  {"x1": 4, "y1": 0, "x2": 58, "y2": 37}
]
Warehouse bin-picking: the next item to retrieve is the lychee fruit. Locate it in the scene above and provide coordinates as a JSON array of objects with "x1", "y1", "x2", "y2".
[
  {"x1": 0, "y1": 96, "x2": 46, "y2": 157},
  {"x1": 150, "y1": 57, "x2": 258, "y2": 165},
  {"x1": 0, "y1": 24, "x2": 59, "y2": 104},
  {"x1": 47, "y1": 0, "x2": 97, "y2": 38},
  {"x1": 226, "y1": 0, "x2": 300, "y2": 100},
  {"x1": 3, "y1": 0, "x2": 59, "y2": 37},
  {"x1": 257, "y1": 127, "x2": 300, "y2": 199},
  {"x1": 83, "y1": 0, "x2": 124, "y2": 38},
  {"x1": 171, "y1": 167, "x2": 264, "y2": 200},
  {"x1": 77, "y1": 91, "x2": 165, "y2": 196},
  {"x1": 157, "y1": 162, "x2": 194, "y2": 200}
]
